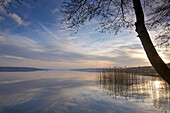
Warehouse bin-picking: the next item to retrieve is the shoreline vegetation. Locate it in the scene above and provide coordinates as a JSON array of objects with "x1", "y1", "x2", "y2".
[
  {"x1": 72, "y1": 63, "x2": 170, "y2": 76},
  {"x1": 99, "y1": 66, "x2": 157, "y2": 76}
]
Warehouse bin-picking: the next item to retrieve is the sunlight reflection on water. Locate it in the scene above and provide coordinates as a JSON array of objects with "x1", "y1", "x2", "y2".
[{"x1": 154, "y1": 81, "x2": 161, "y2": 89}]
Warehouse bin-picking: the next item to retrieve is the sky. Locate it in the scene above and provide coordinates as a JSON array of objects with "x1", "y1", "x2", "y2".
[{"x1": 0, "y1": 0, "x2": 169, "y2": 69}]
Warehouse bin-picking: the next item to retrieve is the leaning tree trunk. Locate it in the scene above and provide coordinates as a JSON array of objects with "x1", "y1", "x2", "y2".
[{"x1": 132, "y1": 0, "x2": 170, "y2": 85}]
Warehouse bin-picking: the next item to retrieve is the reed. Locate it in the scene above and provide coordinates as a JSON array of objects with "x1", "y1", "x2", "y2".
[{"x1": 96, "y1": 69, "x2": 170, "y2": 110}]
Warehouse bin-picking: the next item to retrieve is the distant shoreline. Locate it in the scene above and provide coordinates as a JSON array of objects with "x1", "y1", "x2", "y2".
[
  {"x1": 0, "y1": 63, "x2": 169, "y2": 72},
  {"x1": 0, "y1": 67, "x2": 48, "y2": 72}
]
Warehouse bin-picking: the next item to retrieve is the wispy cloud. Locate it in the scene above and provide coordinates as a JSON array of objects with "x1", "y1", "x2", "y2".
[
  {"x1": 0, "y1": 2, "x2": 29, "y2": 26},
  {"x1": 0, "y1": 26, "x2": 153, "y2": 68},
  {"x1": 0, "y1": 1, "x2": 169, "y2": 68},
  {"x1": 52, "y1": 8, "x2": 59, "y2": 14},
  {"x1": 9, "y1": 13, "x2": 29, "y2": 26},
  {"x1": 0, "y1": 16, "x2": 4, "y2": 21}
]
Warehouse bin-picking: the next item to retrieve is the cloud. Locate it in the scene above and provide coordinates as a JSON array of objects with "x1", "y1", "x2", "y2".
[
  {"x1": 0, "y1": 2, "x2": 28, "y2": 26},
  {"x1": 67, "y1": 36, "x2": 78, "y2": 40},
  {"x1": 0, "y1": 29, "x2": 150, "y2": 68},
  {"x1": 52, "y1": 8, "x2": 59, "y2": 13},
  {"x1": 9, "y1": 13, "x2": 29, "y2": 26},
  {"x1": 0, "y1": 16, "x2": 4, "y2": 21},
  {"x1": 0, "y1": 31, "x2": 89, "y2": 62},
  {"x1": 0, "y1": 20, "x2": 168, "y2": 68}
]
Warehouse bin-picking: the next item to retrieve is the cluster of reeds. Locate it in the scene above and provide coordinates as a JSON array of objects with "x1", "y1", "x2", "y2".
[
  {"x1": 96, "y1": 69, "x2": 170, "y2": 110},
  {"x1": 98, "y1": 66, "x2": 157, "y2": 76}
]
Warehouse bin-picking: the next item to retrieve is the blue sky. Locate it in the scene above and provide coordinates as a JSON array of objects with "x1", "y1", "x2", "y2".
[{"x1": 0, "y1": 0, "x2": 169, "y2": 68}]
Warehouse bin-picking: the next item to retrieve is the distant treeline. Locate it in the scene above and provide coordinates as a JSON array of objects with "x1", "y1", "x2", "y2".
[
  {"x1": 101, "y1": 66, "x2": 156, "y2": 75},
  {"x1": 101, "y1": 63, "x2": 170, "y2": 76},
  {"x1": 72, "y1": 63, "x2": 170, "y2": 76},
  {"x1": 0, "y1": 67, "x2": 47, "y2": 72}
]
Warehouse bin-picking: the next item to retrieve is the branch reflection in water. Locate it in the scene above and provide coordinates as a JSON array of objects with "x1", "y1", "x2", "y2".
[{"x1": 96, "y1": 69, "x2": 170, "y2": 111}]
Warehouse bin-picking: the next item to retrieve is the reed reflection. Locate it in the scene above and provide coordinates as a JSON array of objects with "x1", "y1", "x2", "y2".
[{"x1": 96, "y1": 70, "x2": 170, "y2": 111}]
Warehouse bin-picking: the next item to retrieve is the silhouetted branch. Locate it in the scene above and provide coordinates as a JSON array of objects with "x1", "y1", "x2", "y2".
[
  {"x1": 61, "y1": 0, "x2": 134, "y2": 34},
  {"x1": 61, "y1": 0, "x2": 169, "y2": 47},
  {"x1": 0, "y1": 0, "x2": 37, "y2": 13}
]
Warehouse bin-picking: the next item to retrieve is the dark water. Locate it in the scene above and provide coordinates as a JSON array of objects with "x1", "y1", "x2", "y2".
[{"x1": 0, "y1": 71, "x2": 169, "y2": 113}]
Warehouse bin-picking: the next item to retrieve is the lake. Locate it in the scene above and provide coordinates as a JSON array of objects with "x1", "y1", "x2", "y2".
[{"x1": 0, "y1": 71, "x2": 169, "y2": 113}]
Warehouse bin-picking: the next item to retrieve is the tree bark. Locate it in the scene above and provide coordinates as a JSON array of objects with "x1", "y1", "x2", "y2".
[{"x1": 132, "y1": 0, "x2": 170, "y2": 85}]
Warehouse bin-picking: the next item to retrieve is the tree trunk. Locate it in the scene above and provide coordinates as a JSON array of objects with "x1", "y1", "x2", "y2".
[{"x1": 132, "y1": 0, "x2": 170, "y2": 85}]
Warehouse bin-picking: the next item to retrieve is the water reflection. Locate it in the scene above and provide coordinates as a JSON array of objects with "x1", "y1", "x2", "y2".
[
  {"x1": 96, "y1": 71, "x2": 170, "y2": 111},
  {"x1": 0, "y1": 71, "x2": 169, "y2": 113}
]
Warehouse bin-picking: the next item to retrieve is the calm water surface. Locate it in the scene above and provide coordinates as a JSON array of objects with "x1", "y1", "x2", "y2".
[{"x1": 0, "y1": 71, "x2": 169, "y2": 113}]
